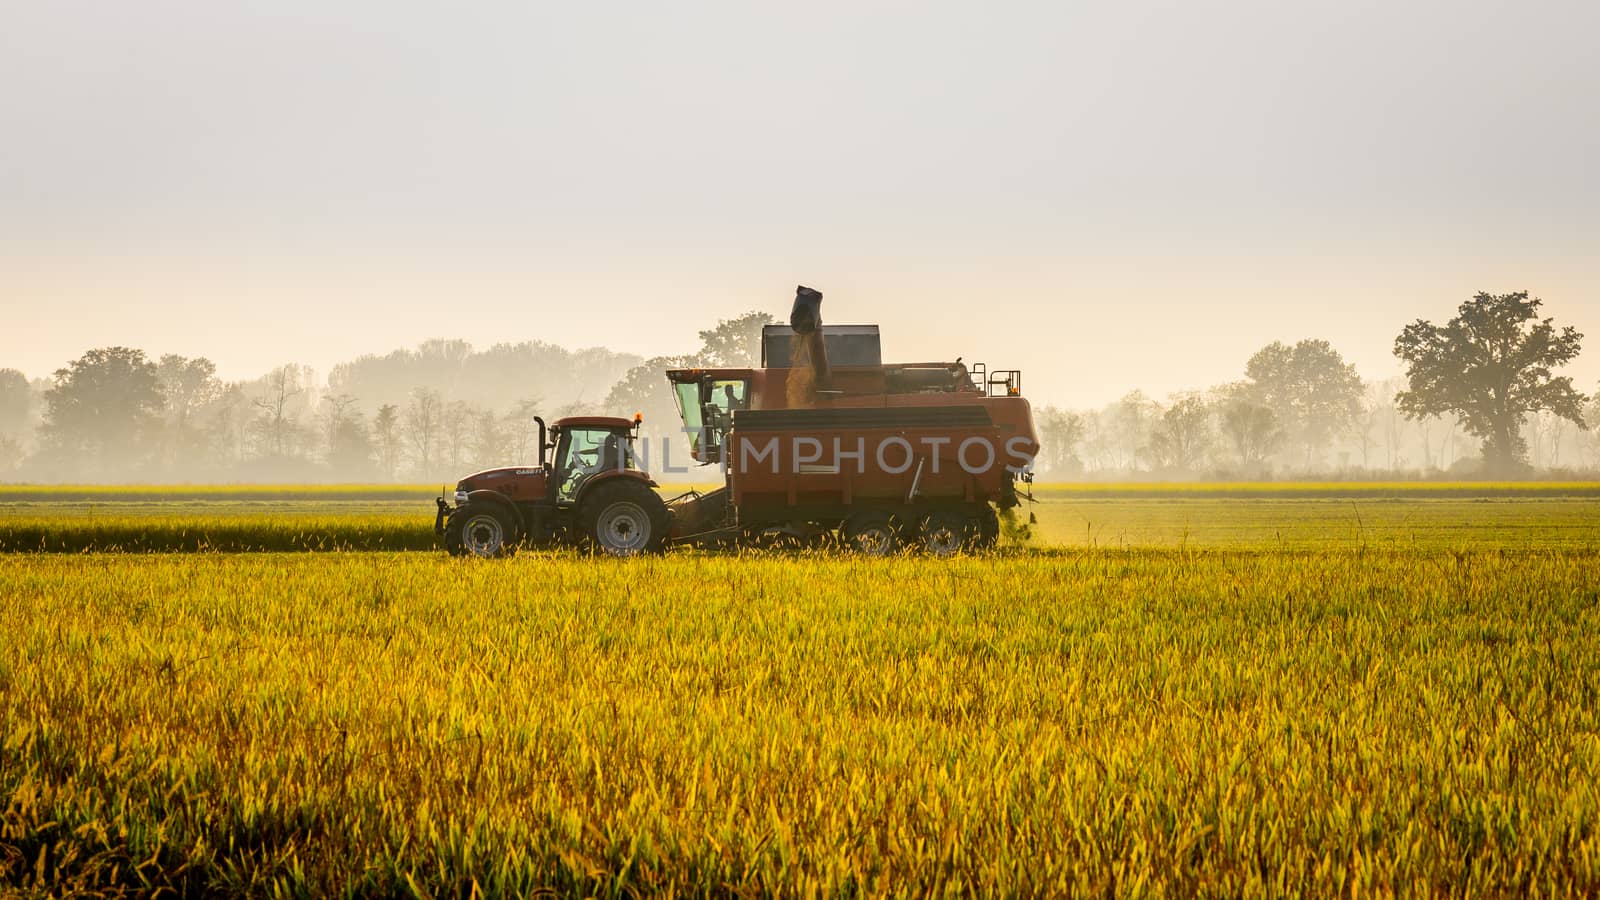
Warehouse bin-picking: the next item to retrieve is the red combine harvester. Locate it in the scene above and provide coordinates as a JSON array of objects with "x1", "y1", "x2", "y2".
[{"x1": 435, "y1": 286, "x2": 1038, "y2": 556}]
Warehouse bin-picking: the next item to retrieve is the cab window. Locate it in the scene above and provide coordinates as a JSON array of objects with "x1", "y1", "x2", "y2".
[
  {"x1": 557, "y1": 427, "x2": 632, "y2": 503},
  {"x1": 699, "y1": 379, "x2": 748, "y2": 459},
  {"x1": 673, "y1": 383, "x2": 704, "y2": 454}
]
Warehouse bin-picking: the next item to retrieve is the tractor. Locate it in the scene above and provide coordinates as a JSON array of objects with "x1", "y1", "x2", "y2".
[{"x1": 435, "y1": 414, "x2": 670, "y2": 557}]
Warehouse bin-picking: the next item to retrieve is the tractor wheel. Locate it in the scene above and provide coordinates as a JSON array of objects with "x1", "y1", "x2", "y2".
[
  {"x1": 580, "y1": 480, "x2": 669, "y2": 556},
  {"x1": 447, "y1": 503, "x2": 519, "y2": 558},
  {"x1": 919, "y1": 510, "x2": 975, "y2": 557},
  {"x1": 974, "y1": 505, "x2": 1000, "y2": 550},
  {"x1": 842, "y1": 510, "x2": 901, "y2": 557}
]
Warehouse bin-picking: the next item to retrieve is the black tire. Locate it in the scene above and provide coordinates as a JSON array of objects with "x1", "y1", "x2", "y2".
[
  {"x1": 974, "y1": 505, "x2": 1000, "y2": 550},
  {"x1": 579, "y1": 479, "x2": 670, "y2": 556},
  {"x1": 446, "y1": 503, "x2": 519, "y2": 558},
  {"x1": 919, "y1": 509, "x2": 976, "y2": 557},
  {"x1": 842, "y1": 510, "x2": 902, "y2": 557}
]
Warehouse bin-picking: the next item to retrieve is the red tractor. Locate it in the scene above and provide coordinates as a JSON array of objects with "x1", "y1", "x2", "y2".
[{"x1": 435, "y1": 414, "x2": 669, "y2": 557}]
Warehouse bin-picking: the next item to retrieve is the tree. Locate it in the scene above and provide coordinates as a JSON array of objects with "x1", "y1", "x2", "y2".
[
  {"x1": 1394, "y1": 291, "x2": 1587, "y2": 473},
  {"x1": 207, "y1": 384, "x2": 252, "y2": 468},
  {"x1": 0, "y1": 369, "x2": 30, "y2": 439},
  {"x1": 319, "y1": 393, "x2": 373, "y2": 478},
  {"x1": 442, "y1": 401, "x2": 475, "y2": 472},
  {"x1": 471, "y1": 407, "x2": 509, "y2": 469},
  {"x1": 250, "y1": 366, "x2": 309, "y2": 459},
  {"x1": 1578, "y1": 386, "x2": 1600, "y2": 470},
  {"x1": 696, "y1": 311, "x2": 775, "y2": 367},
  {"x1": 40, "y1": 347, "x2": 165, "y2": 473},
  {"x1": 0, "y1": 436, "x2": 20, "y2": 475},
  {"x1": 372, "y1": 404, "x2": 403, "y2": 481},
  {"x1": 606, "y1": 354, "x2": 695, "y2": 442},
  {"x1": 1035, "y1": 406, "x2": 1084, "y2": 475},
  {"x1": 1146, "y1": 393, "x2": 1213, "y2": 473},
  {"x1": 1215, "y1": 386, "x2": 1280, "y2": 470},
  {"x1": 155, "y1": 355, "x2": 222, "y2": 468},
  {"x1": 1243, "y1": 339, "x2": 1362, "y2": 468},
  {"x1": 504, "y1": 397, "x2": 544, "y2": 462},
  {"x1": 1111, "y1": 391, "x2": 1160, "y2": 471},
  {"x1": 404, "y1": 388, "x2": 443, "y2": 478}
]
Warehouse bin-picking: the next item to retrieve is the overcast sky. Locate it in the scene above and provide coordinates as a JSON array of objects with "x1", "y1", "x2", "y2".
[{"x1": 2, "y1": 0, "x2": 1596, "y2": 407}]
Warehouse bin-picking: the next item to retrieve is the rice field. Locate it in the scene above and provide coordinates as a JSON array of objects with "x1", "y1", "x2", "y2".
[
  {"x1": 2, "y1": 483, "x2": 1598, "y2": 553},
  {"x1": 2, "y1": 485, "x2": 1599, "y2": 894}
]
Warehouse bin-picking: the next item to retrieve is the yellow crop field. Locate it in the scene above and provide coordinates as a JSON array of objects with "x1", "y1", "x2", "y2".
[{"x1": 4, "y1": 543, "x2": 1600, "y2": 894}]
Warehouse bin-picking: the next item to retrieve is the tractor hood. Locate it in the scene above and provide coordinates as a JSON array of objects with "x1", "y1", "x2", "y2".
[{"x1": 456, "y1": 466, "x2": 547, "y2": 501}]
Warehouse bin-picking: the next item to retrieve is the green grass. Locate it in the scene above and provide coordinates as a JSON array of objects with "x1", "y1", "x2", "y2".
[{"x1": 3, "y1": 549, "x2": 1598, "y2": 894}]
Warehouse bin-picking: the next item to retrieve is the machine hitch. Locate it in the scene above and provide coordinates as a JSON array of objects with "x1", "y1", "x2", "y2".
[{"x1": 434, "y1": 496, "x2": 452, "y2": 535}]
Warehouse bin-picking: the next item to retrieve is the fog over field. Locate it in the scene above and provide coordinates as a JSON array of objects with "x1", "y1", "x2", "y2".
[{"x1": 2, "y1": 1, "x2": 1596, "y2": 481}]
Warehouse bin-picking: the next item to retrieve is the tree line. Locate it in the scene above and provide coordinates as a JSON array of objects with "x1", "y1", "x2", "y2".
[
  {"x1": 0, "y1": 292, "x2": 1591, "y2": 482},
  {"x1": 0, "y1": 316, "x2": 772, "y2": 483},
  {"x1": 1034, "y1": 292, "x2": 1595, "y2": 478}
]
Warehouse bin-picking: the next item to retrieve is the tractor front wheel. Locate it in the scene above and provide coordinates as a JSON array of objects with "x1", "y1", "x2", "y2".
[
  {"x1": 580, "y1": 480, "x2": 670, "y2": 556},
  {"x1": 446, "y1": 504, "x2": 519, "y2": 558}
]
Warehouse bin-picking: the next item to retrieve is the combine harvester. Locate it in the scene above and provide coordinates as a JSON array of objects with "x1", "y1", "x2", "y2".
[{"x1": 436, "y1": 286, "x2": 1038, "y2": 557}]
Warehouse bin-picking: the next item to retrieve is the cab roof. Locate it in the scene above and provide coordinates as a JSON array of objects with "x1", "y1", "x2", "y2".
[{"x1": 554, "y1": 415, "x2": 636, "y2": 429}]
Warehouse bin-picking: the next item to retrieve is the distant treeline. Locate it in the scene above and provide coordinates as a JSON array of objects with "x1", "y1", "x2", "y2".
[
  {"x1": 0, "y1": 293, "x2": 1593, "y2": 483},
  {"x1": 0, "y1": 313, "x2": 770, "y2": 484}
]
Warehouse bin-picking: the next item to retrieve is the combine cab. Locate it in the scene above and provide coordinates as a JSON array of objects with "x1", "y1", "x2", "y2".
[{"x1": 436, "y1": 285, "x2": 1038, "y2": 557}]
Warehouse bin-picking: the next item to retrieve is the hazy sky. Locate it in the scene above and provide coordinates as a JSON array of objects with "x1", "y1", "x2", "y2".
[{"x1": 3, "y1": 0, "x2": 1596, "y2": 408}]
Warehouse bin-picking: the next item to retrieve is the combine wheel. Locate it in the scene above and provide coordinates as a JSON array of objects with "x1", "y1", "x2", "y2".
[
  {"x1": 974, "y1": 505, "x2": 1000, "y2": 550},
  {"x1": 580, "y1": 480, "x2": 670, "y2": 556},
  {"x1": 842, "y1": 510, "x2": 902, "y2": 557},
  {"x1": 446, "y1": 503, "x2": 519, "y2": 558},
  {"x1": 919, "y1": 510, "x2": 976, "y2": 557}
]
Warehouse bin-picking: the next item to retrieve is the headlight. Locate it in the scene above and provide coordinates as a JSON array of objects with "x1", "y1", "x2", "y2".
[{"x1": 453, "y1": 490, "x2": 469, "y2": 506}]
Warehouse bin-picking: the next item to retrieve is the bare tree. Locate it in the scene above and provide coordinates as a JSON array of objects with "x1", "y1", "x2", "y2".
[
  {"x1": 250, "y1": 366, "x2": 308, "y2": 459},
  {"x1": 505, "y1": 397, "x2": 543, "y2": 462},
  {"x1": 318, "y1": 393, "x2": 372, "y2": 477},
  {"x1": 372, "y1": 404, "x2": 403, "y2": 481},
  {"x1": 1035, "y1": 406, "x2": 1084, "y2": 476},
  {"x1": 442, "y1": 400, "x2": 474, "y2": 472},
  {"x1": 404, "y1": 388, "x2": 443, "y2": 478},
  {"x1": 1146, "y1": 393, "x2": 1213, "y2": 473},
  {"x1": 1111, "y1": 391, "x2": 1160, "y2": 471},
  {"x1": 471, "y1": 407, "x2": 509, "y2": 469}
]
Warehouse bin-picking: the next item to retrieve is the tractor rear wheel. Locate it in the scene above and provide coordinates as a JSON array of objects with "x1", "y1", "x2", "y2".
[
  {"x1": 446, "y1": 503, "x2": 519, "y2": 558},
  {"x1": 842, "y1": 510, "x2": 902, "y2": 557},
  {"x1": 579, "y1": 480, "x2": 669, "y2": 556}
]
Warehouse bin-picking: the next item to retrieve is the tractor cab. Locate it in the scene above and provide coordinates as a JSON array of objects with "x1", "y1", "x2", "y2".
[{"x1": 548, "y1": 415, "x2": 646, "y2": 506}]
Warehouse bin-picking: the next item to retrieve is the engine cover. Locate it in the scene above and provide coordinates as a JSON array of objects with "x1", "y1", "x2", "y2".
[{"x1": 455, "y1": 466, "x2": 548, "y2": 502}]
